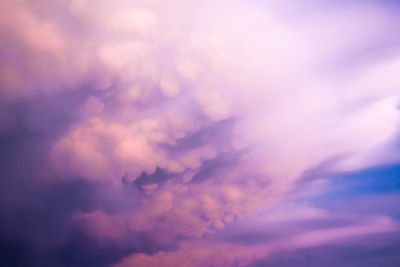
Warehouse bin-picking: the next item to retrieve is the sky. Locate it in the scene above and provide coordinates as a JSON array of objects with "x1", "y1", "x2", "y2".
[{"x1": 0, "y1": 0, "x2": 400, "y2": 266}]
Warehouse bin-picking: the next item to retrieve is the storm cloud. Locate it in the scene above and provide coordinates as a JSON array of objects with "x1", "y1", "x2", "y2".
[{"x1": 0, "y1": 0, "x2": 400, "y2": 266}]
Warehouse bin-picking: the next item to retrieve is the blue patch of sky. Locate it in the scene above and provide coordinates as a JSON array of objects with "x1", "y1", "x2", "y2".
[{"x1": 298, "y1": 163, "x2": 400, "y2": 217}]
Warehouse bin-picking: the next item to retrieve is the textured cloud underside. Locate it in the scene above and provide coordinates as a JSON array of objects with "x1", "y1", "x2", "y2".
[{"x1": 0, "y1": 0, "x2": 399, "y2": 266}]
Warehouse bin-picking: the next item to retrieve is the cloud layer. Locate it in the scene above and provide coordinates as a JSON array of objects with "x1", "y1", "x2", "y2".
[{"x1": 0, "y1": 0, "x2": 400, "y2": 266}]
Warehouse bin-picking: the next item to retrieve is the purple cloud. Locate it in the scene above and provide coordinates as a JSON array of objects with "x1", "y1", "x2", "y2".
[{"x1": 0, "y1": 0, "x2": 400, "y2": 266}]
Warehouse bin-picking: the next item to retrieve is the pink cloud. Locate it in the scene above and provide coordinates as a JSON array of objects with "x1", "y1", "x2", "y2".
[{"x1": 1, "y1": 0, "x2": 399, "y2": 265}]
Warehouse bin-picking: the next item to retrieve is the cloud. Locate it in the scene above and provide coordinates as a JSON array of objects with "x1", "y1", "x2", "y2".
[
  {"x1": 113, "y1": 202, "x2": 398, "y2": 267},
  {"x1": 0, "y1": 0, "x2": 399, "y2": 266}
]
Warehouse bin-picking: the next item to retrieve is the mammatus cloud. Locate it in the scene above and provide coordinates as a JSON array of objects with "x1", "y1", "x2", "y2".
[{"x1": 0, "y1": 0, "x2": 399, "y2": 266}]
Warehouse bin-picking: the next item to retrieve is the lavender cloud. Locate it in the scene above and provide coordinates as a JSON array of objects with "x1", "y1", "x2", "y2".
[{"x1": 0, "y1": 0, "x2": 400, "y2": 266}]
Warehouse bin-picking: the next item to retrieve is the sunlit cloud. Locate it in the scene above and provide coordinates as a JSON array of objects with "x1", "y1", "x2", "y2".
[{"x1": 0, "y1": 0, "x2": 399, "y2": 266}]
